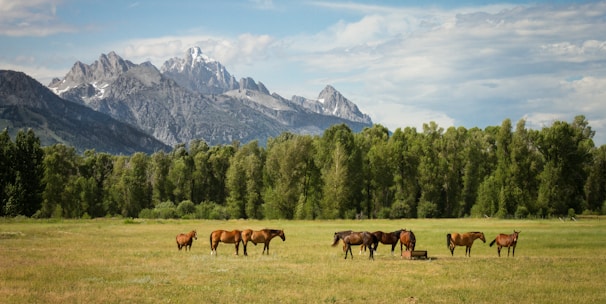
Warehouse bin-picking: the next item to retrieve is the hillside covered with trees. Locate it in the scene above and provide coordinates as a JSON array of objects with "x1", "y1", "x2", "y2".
[{"x1": 2, "y1": 115, "x2": 605, "y2": 220}]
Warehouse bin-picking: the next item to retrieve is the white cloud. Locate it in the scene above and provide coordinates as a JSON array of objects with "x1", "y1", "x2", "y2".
[{"x1": 0, "y1": 0, "x2": 77, "y2": 36}]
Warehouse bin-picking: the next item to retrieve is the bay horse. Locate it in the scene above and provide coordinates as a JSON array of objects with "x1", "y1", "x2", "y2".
[
  {"x1": 210, "y1": 229, "x2": 243, "y2": 255},
  {"x1": 241, "y1": 229, "x2": 286, "y2": 256},
  {"x1": 399, "y1": 230, "x2": 416, "y2": 255},
  {"x1": 446, "y1": 231, "x2": 486, "y2": 257},
  {"x1": 332, "y1": 231, "x2": 376, "y2": 260},
  {"x1": 176, "y1": 230, "x2": 197, "y2": 251},
  {"x1": 489, "y1": 230, "x2": 520, "y2": 257},
  {"x1": 364, "y1": 229, "x2": 405, "y2": 255}
]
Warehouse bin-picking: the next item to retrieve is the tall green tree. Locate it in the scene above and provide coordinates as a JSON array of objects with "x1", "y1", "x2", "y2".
[
  {"x1": 388, "y1": 127, "x2": 420, "y2": 218},
  {"x1": 40, "y1": 144, "x2": 79, "y2": 218},
  {"x1": 585, "y1": 145, "x2": 606, "y2": 213},
  {"x1": 226, "y1": 141, "x2": 264, "y2": 219},
  {"x1": 0, "y1": 129, "x2": 15, "y2": 216},
  {"x1": 417, "y1": 122, "x2": 444, "y2": 218},
  {"x1": 317, "y1": 124, "x2": 360, "y2": 219},
  {"x1": 356, "y1": 125, "x2": 393, "y2": 218},
  {"x1": 536, "y1": 116, "x2": 594, "y2": 216},
  {"x1": 119, "y1": 153, "x2": 152, "y2": 217},
  {"x1": 263, "y1": 133, "x2": 320, "y2": 219},
  {"x1": 6, "y1": 129, "x2": 44, "y2": 216}
]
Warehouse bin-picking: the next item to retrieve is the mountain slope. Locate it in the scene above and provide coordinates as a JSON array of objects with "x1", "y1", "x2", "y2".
[{"x1": 0, "y1": 70, "x2": 170, "y2": 154}]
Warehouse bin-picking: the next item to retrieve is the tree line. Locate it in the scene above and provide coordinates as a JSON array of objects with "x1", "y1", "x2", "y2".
[{"x1": 1, "y1": 115, "x2": 605, "y2": 220}]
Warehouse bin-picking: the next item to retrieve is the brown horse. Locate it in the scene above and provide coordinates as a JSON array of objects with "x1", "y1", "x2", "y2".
[
  {"x1": 447, "y1": 231, "x2": 486, "y2": 257},
  {"x1": 176, "y1": 230, "x2": 197, "y2": 251},
  {"x1": 489, "y1": 230, "x2": 520, "y2": 257},
  {"x1": 366, "y1": 229, "x2": 405, "y2": 255},
  {"x1": 210, "y1": 229, "x2": 242, "y2": 255},
  {"x1": 332, "y1": 231, "x2": 376, "y2": 260},
  {"x1": 241, "y1": 229, "x2": 286, "y2": 256},
  {"x1": 332, "y1": 230, "x2": 355, "y2": 252},
  {"x1": 399, "y1": 230, "x2": 416, "y2": 254}
]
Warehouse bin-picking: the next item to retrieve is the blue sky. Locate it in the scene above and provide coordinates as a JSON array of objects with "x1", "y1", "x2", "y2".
[{"x1": 2, "y1": 0, "x2": 606, "y2": 145}]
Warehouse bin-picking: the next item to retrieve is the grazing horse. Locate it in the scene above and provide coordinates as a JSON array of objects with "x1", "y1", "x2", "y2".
[
  {"x1": 446, "y1": 232, "x2": 486, "y2": 257},
  {"x1": 210, "y1": 229, "x2": 243, "y2": 255},
  {"x1": 176, "y1": 230, "x2": 197, "y2": 251},
  {"x1": 332, "y1": 230, "x2": 356, "y2": 253},
  {"x1": 332, "y1": 231, "x2": 376, "y2": 260},
  {"x1": 241, "y1": 229, "x2": 286, "y2": 256},
  {"x1": 399, "y1": 230, "x2": 416, "y2": 254},
  {"x1": 489, "y1": 230, "x2": 521, "y2": 257},
  {"x1": 366, "y1": 229, "x2": 405, "y2": 255}
]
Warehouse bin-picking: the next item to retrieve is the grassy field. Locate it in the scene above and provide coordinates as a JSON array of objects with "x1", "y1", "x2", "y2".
[{"x1": 1, "y1": 217, "x2": 604, "y2": 303}]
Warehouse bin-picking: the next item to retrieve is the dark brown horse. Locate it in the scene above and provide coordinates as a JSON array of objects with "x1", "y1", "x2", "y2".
[
  {"x1": 241, "y1": 229, "x2": 286, "y2": 256},
  {"x1": 489, "y1": 230, "x2": 520, "y2": 257},
  {"x1": 210, "y1": 229, "x2": 242, "y2": 255},
  {"x1": 332, "y1": 231, "x2": 376, "y2": 260},
  {"x1": 366, "y1": 229, "x2": 405, "y2": 255},
  {"x1": 447, "y1": 231, "x2": 486, "y2": 257},
  {"x1": 176, "y1": 230, "x2": 197, "y2": 251},
  {"x1": 399, "y1": 230, "x2": 416, "y2": 254}
]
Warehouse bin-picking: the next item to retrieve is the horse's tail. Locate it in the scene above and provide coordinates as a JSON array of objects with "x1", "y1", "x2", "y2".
[
  {"x1": 489, "y1": 239, "x2": 496, "y2": 247},
  {"x1": 446, "y1": 233, "x2": 451, "y2": 248},
  {"x1": 209, "y1": 232, "x2": 213, "y2": 250}
]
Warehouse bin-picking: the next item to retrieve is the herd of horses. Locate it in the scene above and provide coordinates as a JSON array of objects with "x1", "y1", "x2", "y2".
[{"x1": 175, "y1": 228, "x2": 521, "y2": 258}]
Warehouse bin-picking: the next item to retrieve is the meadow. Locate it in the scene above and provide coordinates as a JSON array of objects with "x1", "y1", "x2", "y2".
[{"x1": 1, "y1": 217, "x2": 604, "y2": 303}]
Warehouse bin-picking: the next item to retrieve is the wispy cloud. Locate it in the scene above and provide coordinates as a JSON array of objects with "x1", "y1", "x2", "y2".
[{"x1": 0, "y1": 0, "x2": 77, "y2": 36}]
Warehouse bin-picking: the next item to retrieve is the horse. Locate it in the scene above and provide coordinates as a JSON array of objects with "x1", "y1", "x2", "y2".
[
  {"x1": 399, "y1": 230, "x2": 416, "y2": 254},
  {"x1": 489, "y1": 230, "x2": 520, "y2": 257},
  {"x1": 241, "y1": 229, "x2": 286, "y2": 256},
  {"x1": 332, "y1": 231, "x2": 376, "y2": 260},
  {"x1": 446, "y1": 231, "x2": 486, "y2": 257},
  {"x1": 176, "y1": 230, "x2": 197, "y2": 251},
  {"x1": 332, "y1": 230, "x2": 355, "y2": 252},
  {"x1": 210, "y1": 229, "x2": 243, "y2": 255},
  {"x1": 364, "y1": 229, "x2": 405, "y2": 255}
]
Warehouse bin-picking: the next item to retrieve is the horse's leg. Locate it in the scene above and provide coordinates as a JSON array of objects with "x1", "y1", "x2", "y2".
[
  {"x1": 450, "y1": 245, "x2": 454, "y2": 256},
  {"x1": 263, "y1": 242, "x2": 269, "y2": 255},
  {"x1": 369, "y1": 244, "x2": 374, "y2": 260},
  {"x1": 391, "y1": 243, "x2": 396, "y2": 256},
  {"x1": 345, "y1": 244, "x2": 352, "y2": 259},
  {"x1": 512, "y1": 245, "x2": 516, "y2": 257},
  {"x1": 497, "y1": 246, "x2": 501, "y2": 257},
  {"x1": 507, "y1": 246, "x2": 511, "y2": 257},
  {"x1": 235, "y1": 242, "x2": 240, "y2": 255}
]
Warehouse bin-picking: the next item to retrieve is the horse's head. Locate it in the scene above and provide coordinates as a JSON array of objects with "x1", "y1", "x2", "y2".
[
  {"x1": 479, "y1": 232, "x2": 486, "y2": 243},
  {"x1": 278, "y1": 230, "x2": 286, "y2": 241},
  {"x1": 331, "y1": 232, "x2": 341, "y2": 247},
  {"x1": 512, "y1": 230, "x2": 520, "y2": 242},
  {"x1": 192, "y1": 230, "x2": 198, "y2": 240}
]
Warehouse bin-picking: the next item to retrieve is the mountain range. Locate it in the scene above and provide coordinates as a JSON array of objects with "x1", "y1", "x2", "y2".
[{"x1": 1, "y1": 47, "x2": 373, "y2": 154}]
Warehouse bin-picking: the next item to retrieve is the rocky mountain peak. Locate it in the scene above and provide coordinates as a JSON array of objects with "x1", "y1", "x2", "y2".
[{"x1": 160, "y1": 47, "x2": 238, "y2": 95}]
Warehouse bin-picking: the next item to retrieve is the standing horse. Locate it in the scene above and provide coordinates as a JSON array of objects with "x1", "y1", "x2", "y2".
[
  {"x1": 241, "y1": 229, "x2": 286, "y2": 256},
  {"x1": 399, "y1": 230, "x2": 416, "y2": 255},
  {"x1": 332, "y1": 231, "x2": 376, "y2": 260},
  {"x1": 489, "y1": 230, "x2": 520, "y2": 257},
  {"x1": 446, "y1": 231, "x2": 486, "y2": 257},
  {"x1": 367, "y1": 229, "x2": 405, "y2": 255},
  {"x1": 176, "y1": 230, "x2": 197, "y2": 251},
  {"x1": 210, "y1": 229, "x2": 243, "y2": 255}
]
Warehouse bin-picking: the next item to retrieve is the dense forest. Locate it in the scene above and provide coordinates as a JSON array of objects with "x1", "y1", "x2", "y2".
[{"x1": 1, "y1": 115, "x2": 605, "y2": 220}]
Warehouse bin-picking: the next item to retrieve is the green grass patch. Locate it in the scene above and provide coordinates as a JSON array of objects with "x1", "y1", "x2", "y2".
[{"x1": 1, "y1": 218, "x2": 604, "y2": 303}]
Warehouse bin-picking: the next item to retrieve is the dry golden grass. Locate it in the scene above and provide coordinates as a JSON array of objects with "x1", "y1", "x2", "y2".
[{"x1": 1, "y1": 218, "x2": 604, "y2": 303}]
